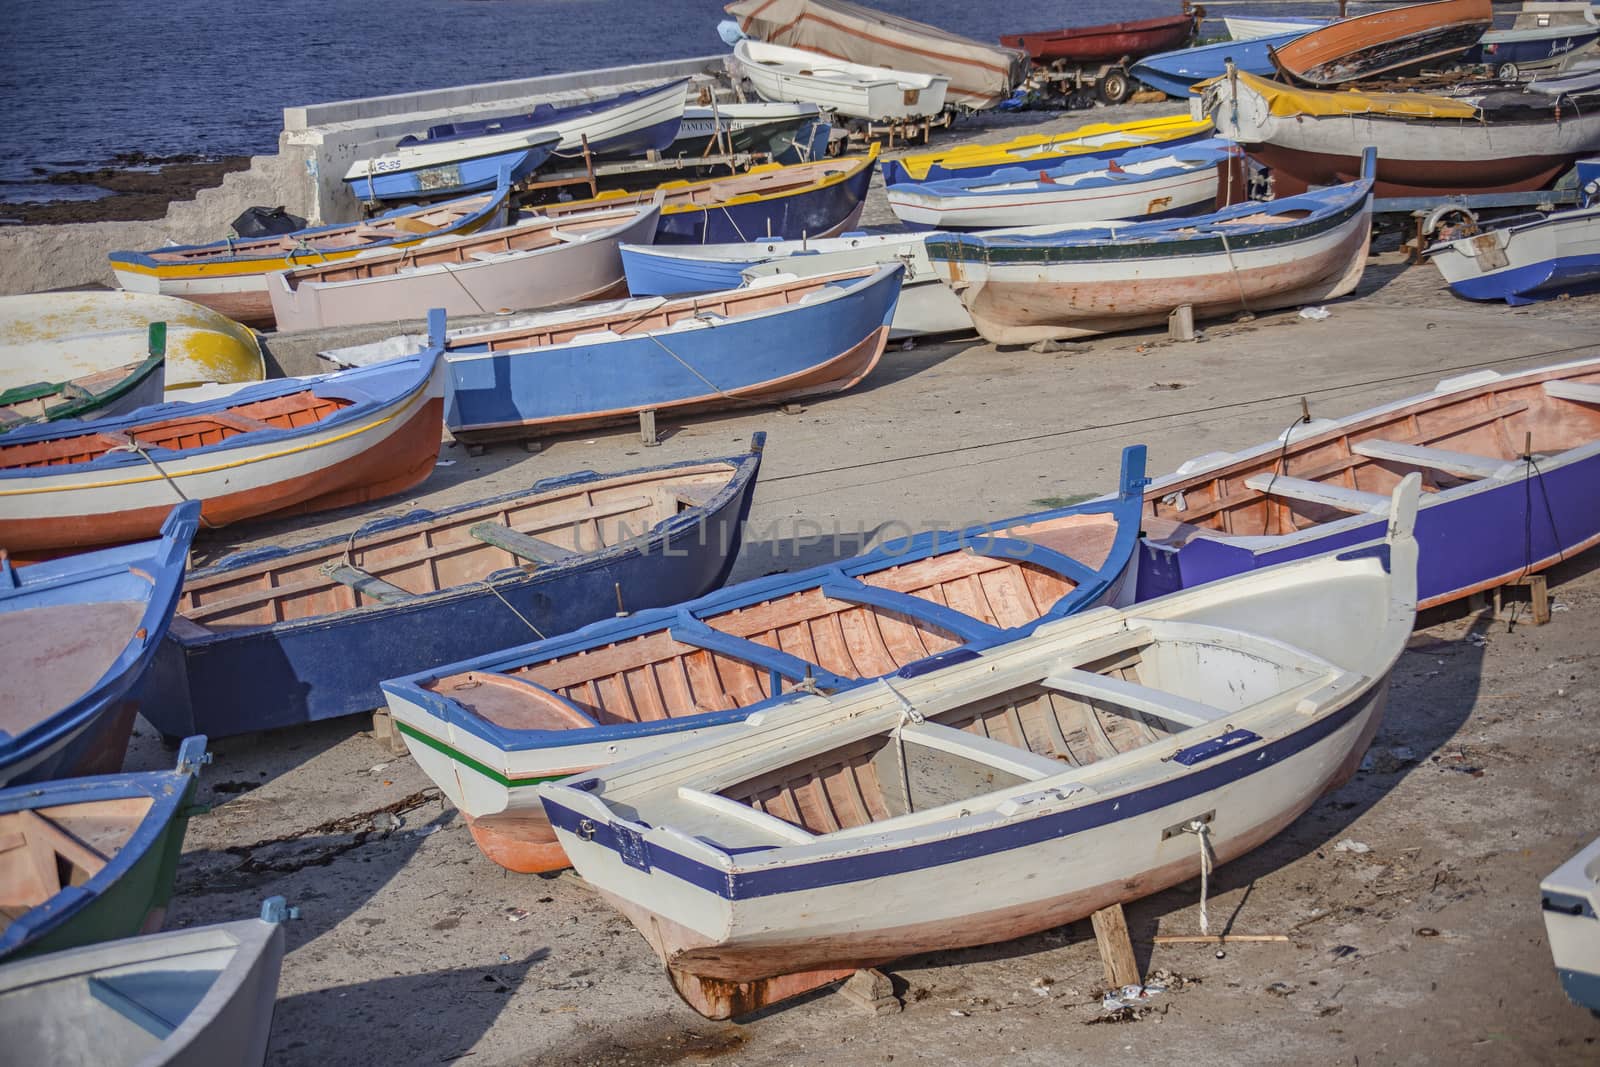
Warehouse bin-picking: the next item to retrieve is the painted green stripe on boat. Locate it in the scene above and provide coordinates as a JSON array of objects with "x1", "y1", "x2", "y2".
[{"x1": 394, "y1": 720, "x2": 566, "y2": 790}]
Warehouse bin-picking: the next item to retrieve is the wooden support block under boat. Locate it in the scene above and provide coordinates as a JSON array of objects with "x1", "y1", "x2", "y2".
[{"x1": 1091, "y1": 903, "x2": 1141, "y2": 989}]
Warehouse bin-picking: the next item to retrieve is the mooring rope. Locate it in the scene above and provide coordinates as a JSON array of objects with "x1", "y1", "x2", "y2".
[
  {"x1": 645, "y1": 328, "x2": 733, "y2": 398},
  {"x1": 883, "y1": 678, "x2": 925, "y2": 814},
  {"x1": 1186, "y1": 819, "x2": 1215, "y2": 935},
  {"x1": 107, "y1": 439, "x2": 220, "y2": 529},
  {"x1": 480, "y1": 576, "x2": 547, "y2": 640}
]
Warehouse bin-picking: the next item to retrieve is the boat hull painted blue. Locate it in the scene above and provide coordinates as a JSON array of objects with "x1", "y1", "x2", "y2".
[
  {"x1": 621, "y1": 247, "x2": 759, "y2": 297},
  {"x1": 1130, "y1": 30, "x2": 1306, "y2": 99},
  {"x1": 444, "y1": 265, "x2": 901, "y2": 438},
  {"x1": 347, "y1": 142, "x2": 553, "y2": 203},
  {"x1": 1468, "y1": 30, "x2": 1600, "y2": 69},
  {"x1": 1447, "y1": 253, "x2": 1600, "y2": 305},
  {"x1": 1134, "y1": 447, "x2": 1600, "y2": 608},
  {"x1": 654, "y1": 156, "x2": 875, "y2": 245},
  {"x1": 0, "y1": 504, "x2": 199, "y2": 786},
  {"x1": 421, "y1": 80, "x2": 689, "y2": 157},
  {"x1": 139, "y1": 449, "x2": 764, "y2": 739}
]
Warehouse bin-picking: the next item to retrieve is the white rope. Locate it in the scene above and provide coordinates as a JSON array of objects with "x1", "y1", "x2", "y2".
[
  {"x1": 1217, "y1": 231, "x2": 1254, "y2": 317},
  {"x1": 107, "y1": 439, "x2": 220, "y2": 529},
  {"x1": 1186, "y1": 819, "x2": 1215, "y2": 934},
  {"x1": 644, "y1": 329, "x2": 732, "y2": 398},
  {"x1": 884, "y1": 678, "x2": 924, "y2": 814}
]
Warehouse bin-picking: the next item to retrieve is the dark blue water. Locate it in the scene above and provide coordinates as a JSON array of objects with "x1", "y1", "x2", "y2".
[{"x1": 0, "y1": 0, "x2": 1329, "y2": 187}]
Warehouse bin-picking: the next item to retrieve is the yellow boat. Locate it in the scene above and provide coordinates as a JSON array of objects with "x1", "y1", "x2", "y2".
[
  {"x1": 0, "y1": 291, "x2": 265, "y2": 395},
  {"x1": 106, "y1": 188, "x2": 512, "y2": 329},
  {"x1": 879, "y1": 113, "x2": 1213, "y2": 185}
]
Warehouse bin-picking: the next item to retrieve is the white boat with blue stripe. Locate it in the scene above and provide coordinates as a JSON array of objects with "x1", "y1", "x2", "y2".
[{"x1": 540, "y1": 476, "x2": 1422, "y2": 1019}]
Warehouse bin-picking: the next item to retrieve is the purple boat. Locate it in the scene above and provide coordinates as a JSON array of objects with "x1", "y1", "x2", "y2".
[{"x1": 1133, "y1": 357, "x2": 1600, "y2": 609}]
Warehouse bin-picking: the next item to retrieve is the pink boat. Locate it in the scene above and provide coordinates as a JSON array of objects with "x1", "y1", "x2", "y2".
[{"x1": 267, "y1": 201, "x2": 661, "y2": 333}]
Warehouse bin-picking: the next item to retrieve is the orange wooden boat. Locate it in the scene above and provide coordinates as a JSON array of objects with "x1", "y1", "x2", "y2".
[{"x1": 1271, "y1": 0, "x2": 1492, "y2": 85}]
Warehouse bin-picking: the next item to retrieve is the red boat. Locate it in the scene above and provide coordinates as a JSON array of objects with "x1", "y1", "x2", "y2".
[{"x1": 1001, "y1": 11, "x2": 1201, "y2": 64}]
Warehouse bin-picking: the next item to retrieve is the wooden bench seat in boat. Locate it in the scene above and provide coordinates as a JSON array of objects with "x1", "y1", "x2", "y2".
[
  {"x1": 1348, "y1": 439, "x2": 1512, "y2": 480},
  {"x1": 317, "y1": 562, "x2": 418, "y2": 605},
  {"x1": 1040, "y1": 668, "x2": 1228, "y2": 730},
  {"x1": 1544, "y1": 379, "x2": 1600, "y2": 404},
  {"x1": 1242, "y1": 473, "x2": 1388, "y2": 514},
  {"x1": 468, "y1": 522, "x2": 580, "y2": 565},
  {"x1": 899, "y1": 719, "x2": 1068, "y2": 781}
]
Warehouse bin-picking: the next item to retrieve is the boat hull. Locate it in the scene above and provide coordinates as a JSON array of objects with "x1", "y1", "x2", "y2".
[
  {"x1": 1134, "y1": 359, "x2": 1600, "y2": 608},
  {"x1": 929, "y1": 186, "x2": 1373, "y2": 344},
  {"x1": 269, "y1": 206, "x2": 658, "y2": 331},
  {"x1": 1542, "y1": 836, "x2": 1600, "y2": 1014},
  {"x1": 142, "y1": 450, "x2": 763, "y2": 738},
  {"x1": 444, "y1": 266, "x2": 899, "y2": 440},
  {"x1": 550, "y1": 675, "x2": 1389, "y2": 1013},
  {"x1": 1206, "y1": 73, "x2": 1600, "y2": 197},
  {"x1": 345, "y1": 142, "x2": 551, "y2": 203},
  {"x1": 735, "y1": 38, "x2": 950, "y2": 120},
  {"x1": 0, "y1": 356, "x2": 445, "y2": 555},
  {"x1": 1271, "y1": 0, "x2": 1493, "y2": 85},
  {"x1": 1129, "y1": 30, "x2": 1306, "y2": 98},
  {"x1": 880, "y1": 114, "x2": 1212, "y2": 185},
  {"x1": 0, "y1": 291, "x2": 264, "y2": 394},
  {"x1": 1429, "y1": 206, "x2": 1600, "y2": 305},
  {"x1": 1000, "y1": 14, "x2": 1197, "y2": 64}
]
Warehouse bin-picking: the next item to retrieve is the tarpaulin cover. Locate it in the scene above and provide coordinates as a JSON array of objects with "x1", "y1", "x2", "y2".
[
  {"x1": 725, "y1": 0, "x2": 1029, "y2": 109},
  {"x1": 1203, "y1": 70, "x2": 1479, "y2": 119}
]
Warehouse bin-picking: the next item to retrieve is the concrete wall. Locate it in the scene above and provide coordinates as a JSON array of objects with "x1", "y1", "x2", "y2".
[
  {"x1": 0, "y1": 55, "x2": 730, "y2": 297},
  {"x1": 0, "y1": 152, "x2": 311, "y2": 296}
]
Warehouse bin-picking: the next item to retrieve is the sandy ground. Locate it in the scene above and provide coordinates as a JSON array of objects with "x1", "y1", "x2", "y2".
[{"x1": 102, "y1": 103, "x2": 1600, "y2": 1065}]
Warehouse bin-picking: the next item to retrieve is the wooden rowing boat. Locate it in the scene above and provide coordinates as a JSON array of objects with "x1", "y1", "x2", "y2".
[
  {"x1": 0, "y1": 352, "x2": 164, "y2": 432},
  {"x1": 268, "y1": 202, "x2": 661, "y2": 332},
  {"x1": 343, "y1": 130, "x2": 558, "y2": 204},
  {"x1": 1133, "y1": 356, "x2": 1600, "y2": 609},
  {"x1": 885, "y1": 139, "x2": 1237, "y2": 231},
  {"x1": 1426, "y1": 201, "x2": 1600, "y2": 304},
  {"x1": 1001, "y1": 12, "x2": 1201, "y2": 64},
  {"x1": 382, "y1": 446, "x2": 1147, "y2": 874},
  {"x1": 1130, "y1": 29, "x2": 1311, "y2": 98},
  {"x1": 1204, "y1": 67, "x2": 1600, "y2": 197},
  {"x1": 142, "y1": 438, "x2": 765, "y2": 740},
  {"x1": 924, "y1": 152, "x2": 1374, "y2": 344},
  {"x1": 0, "y1": 737, "x2": 207, "y2": 961},
  {"x1": 0, "y1": 505, "x2": 198, "y2": 785},
  {"x1": 439, "y1": 265, "x2": 900, "y2": 442},
  {"x1": 0, "y1": 344, "x2": 445, "y2": 556},
  {"x1": 108, "y1": 188, "x2": 512, "y2": 328},
  {"x1": 1270, "y1": 0, "x2": 1493, "y2": 85},
  {"x1": 879, "y1": 113, "x2": 1211, "y2": 185},
  {"x1": 539, "y1": 478, "x2": 1420, "y2": 1018},
  {"x1": 0, "y1": 897, "x2": 289, "y2": 1066},
  {"x1": 724, "y1": 0, "x2": 1029, "y2": 109},
  {"x1": 532, "y1": 147, "x2": 878, "y2": 245},
  {"x1": 0, "y1": 291, "x2": 264, "y2": 395},
  {"x1": 734, "y1": 38, "x2": 949, "y2": 119}
]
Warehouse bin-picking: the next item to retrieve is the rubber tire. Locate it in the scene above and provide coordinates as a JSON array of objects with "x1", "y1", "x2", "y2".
[
  {"x1": 1497, "y1": 62, "x2": 1519, "y2": 81},
  {"x1": 1099, "y1": 68, "x2": 1132, "y2": 105}
]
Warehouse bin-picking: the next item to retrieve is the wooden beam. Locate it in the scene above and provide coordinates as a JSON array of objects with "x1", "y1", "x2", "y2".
[
  {"x1": 469, "y1": 522, "x2": 581, "y2": 565},
  {"x1": 1091, "y1": 903, "x2": 1141, "y2": 989}
]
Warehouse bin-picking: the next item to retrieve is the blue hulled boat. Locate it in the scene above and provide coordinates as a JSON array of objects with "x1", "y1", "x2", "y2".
[
  {"x1": 1130, "y1": 29, "x2": 1309, "y2": 98},
  {"x1": 343, "y1": 131, "x2": 559, "y2": 203},
  {"x1": 0, "y1": 737, "x2": 209, "y2": 961},
  {"x1": 441, "y1": 263, "x2": 901, "y2": 442},
  {"x1": 418, "y1": 79, "x2": 691, "y2": 159},
  {"x1": 0, "y1": 504, "x2": 199, "y2": 786},
  {"x1": 1427, "y1": 198, "x2": 1600, "y2": 305},
  {"x1": 140, "y1": 437, "x2": 766, "y2": 740},
  {"x1": 539, "y1": 148, "x2": 879, "y2": 246},
  {"x1": 379, "y1": 446, "x2": 1148, "y2": 873}
]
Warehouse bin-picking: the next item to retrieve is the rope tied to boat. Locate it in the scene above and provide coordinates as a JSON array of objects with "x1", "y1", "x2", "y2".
[
  {"x1": 479, "y1": 575, "x2": 547, "y2": 640},
  {"x1": 644, "y1": 329, "x2": 733, "y2": 398},
  {"x1": 883, "y1": 678, "x2": 924, "y2": 815},
  {"x1": 106, "y1": 438, "x2": 220, "y2": 529},
  {"x1": 717, "y1": 206, "x2": 749, "y2": 244},
  {"x1": 1217, "y1": 230, "x2": 1254, "y2": 318},
  {"x1": 1184, "y1": 818, "x2": 1215, "y2": 935}
]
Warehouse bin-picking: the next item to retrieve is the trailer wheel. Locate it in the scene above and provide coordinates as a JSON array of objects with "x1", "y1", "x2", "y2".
[
  {"x1": 1497, "y1": 62, "x2": 1520, "y2": 81},
  {"x1": 1099, "y1": 68, "x2": 1133, "y2": 105}
]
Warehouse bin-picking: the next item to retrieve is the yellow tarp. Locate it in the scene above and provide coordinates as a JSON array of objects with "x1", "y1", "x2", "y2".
[{"x1": 1205, "y1": 70, "x2": 1479, "y2": 120}]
